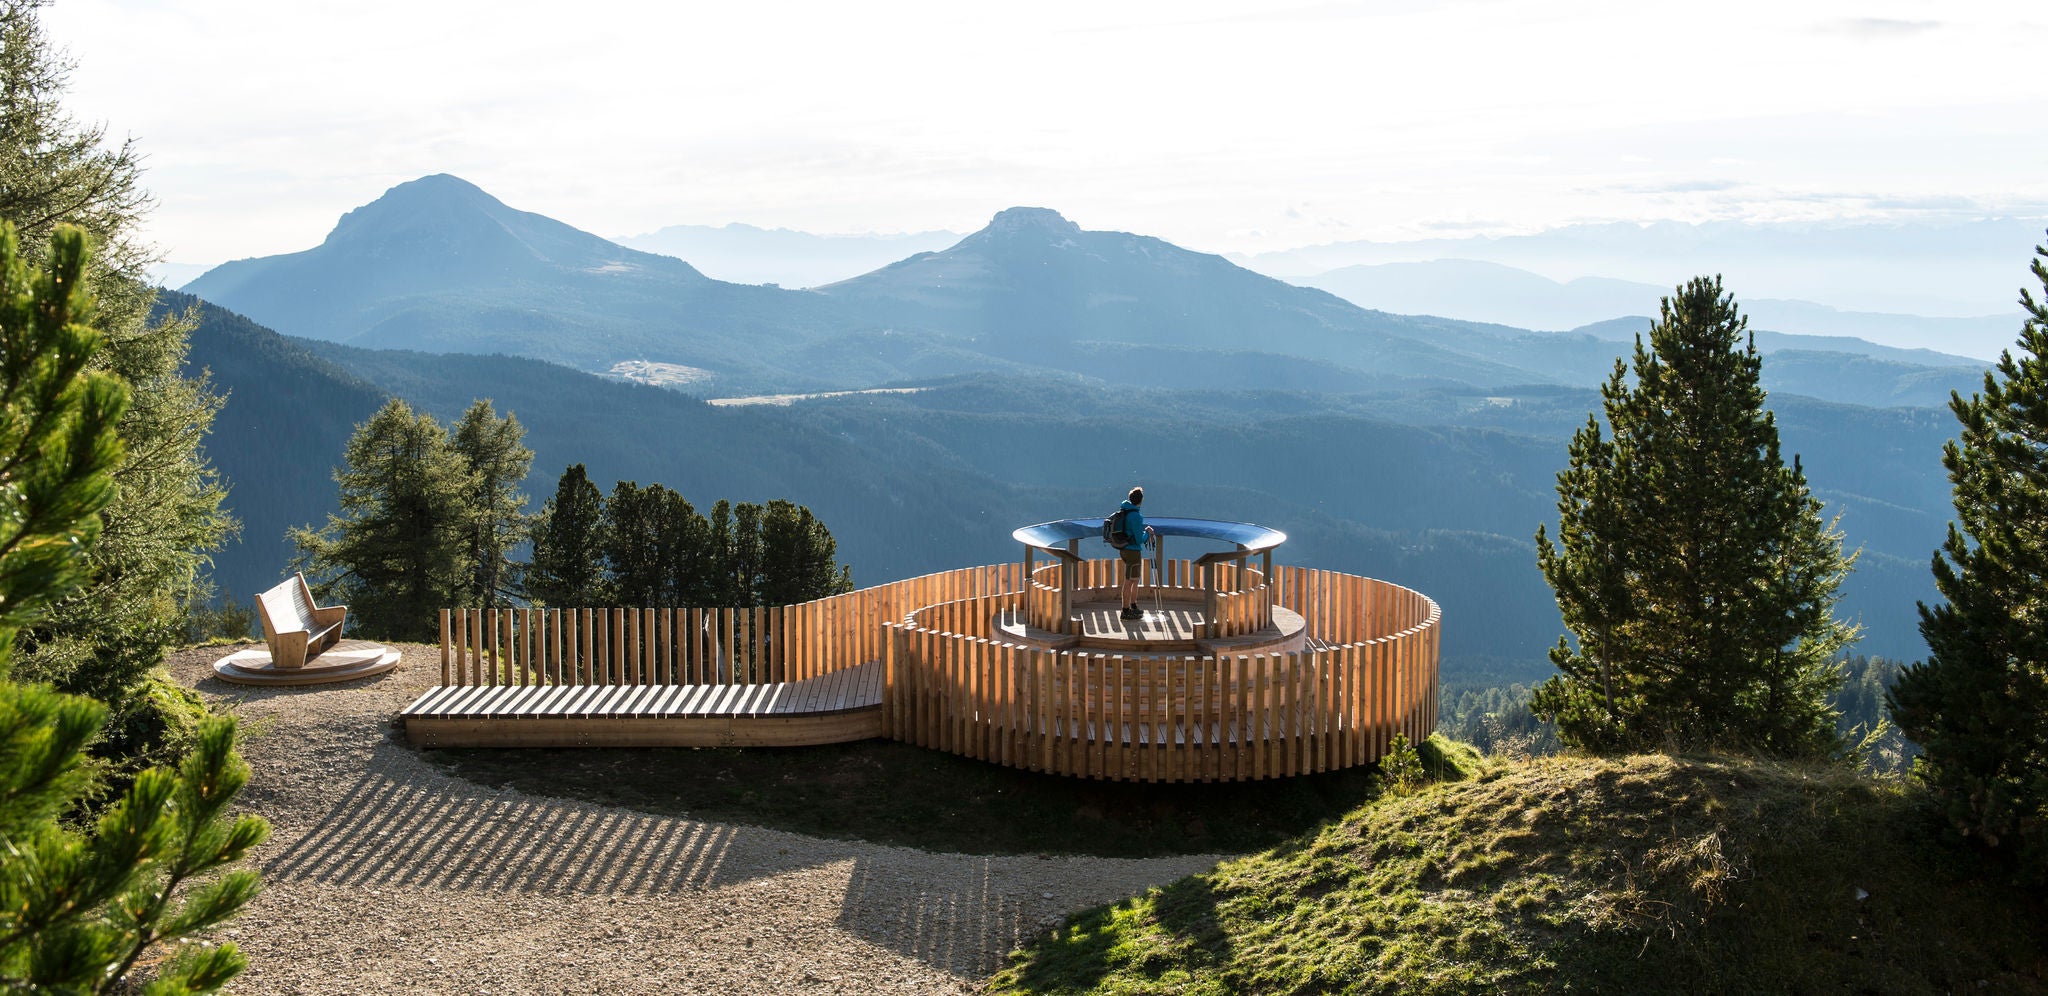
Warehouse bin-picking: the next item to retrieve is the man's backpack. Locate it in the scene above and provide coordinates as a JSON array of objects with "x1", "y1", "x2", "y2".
[{"x1": 1103, "y1": 508, "x2": 1133, "y2": 549}]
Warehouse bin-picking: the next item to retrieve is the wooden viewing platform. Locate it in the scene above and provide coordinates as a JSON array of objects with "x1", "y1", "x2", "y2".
[{"x1": 400, "y1": 547, "x2": 1443, "y2": 783}]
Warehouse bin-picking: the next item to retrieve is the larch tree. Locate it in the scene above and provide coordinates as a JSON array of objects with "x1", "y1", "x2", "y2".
[
  {"x1": 1530, "y1": 276, "x2": 1858, "y2": 756},
  {"x1": 290, "y1": 399, "x2": 473, "y2": 641},
  {"x1": 451, "y1": 399, "x2": 533, "y2": 608},
  {"x1": 1889, "y1": 234, "x2": 2048, "y2": 879},
  {"x1": 528, "y1": 463, "x2": 608, "y2": 606},
  {"x1": 0, "y1": 222, "x2": 266, "y2": 996},
  {"x1": 0, "y1": 0, "x2": 234, "y2": 759}
]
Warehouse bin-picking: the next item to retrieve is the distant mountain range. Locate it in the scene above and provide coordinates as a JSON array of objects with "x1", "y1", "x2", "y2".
[
  {"x1": 182, "y1": 175, "x2": 1997, "y2": 408},
  {"x1": 171, "y1": 175, "x2": 1988, "y2": 666},
  {"x1": 614, "y1": 223, "x2": 961, "y2": 288},
  {"x1": 1233, "y1": 217, "x2": 2048, "y2": 322},
  {"x1": 1298, "y1": 259, "x2": 2021, "y2": 360}
]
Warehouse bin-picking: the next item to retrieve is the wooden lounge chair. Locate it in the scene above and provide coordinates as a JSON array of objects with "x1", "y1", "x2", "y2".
[{"x1": 255, "y1": 573, "x2": 347, "y2": 669}]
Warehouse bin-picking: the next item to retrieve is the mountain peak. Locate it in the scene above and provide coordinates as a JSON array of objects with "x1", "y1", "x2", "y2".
[
  {"x1": 983, "y1": 207, "x2": 1080, "y2": 237},
  {"x1": 305, "y1": 173, "x2": 696, "y2": 282}
]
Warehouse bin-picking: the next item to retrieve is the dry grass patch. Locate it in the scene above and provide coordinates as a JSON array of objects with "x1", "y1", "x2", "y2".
[{"x1": 989, "y1": 750, "x2": 2048, "y2": 995}]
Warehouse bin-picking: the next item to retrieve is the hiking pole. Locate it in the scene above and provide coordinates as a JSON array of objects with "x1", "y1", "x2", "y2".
[{"x1": 1151, "y1": 549, "x2": 1163, "y2": 619}]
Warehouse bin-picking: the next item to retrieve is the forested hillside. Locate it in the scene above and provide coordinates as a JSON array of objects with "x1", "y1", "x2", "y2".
[{"x1": 177, "y1": 278, "x2": 1951, "y2": 668}]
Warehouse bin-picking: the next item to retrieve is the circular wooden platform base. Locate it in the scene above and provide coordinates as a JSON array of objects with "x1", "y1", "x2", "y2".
[
  {"x1": 212, "y1": 640, "x2": 401, "y2": 686},
  {"x1": 995, "y1": 600, "x2": 1307, "y2": 657}
]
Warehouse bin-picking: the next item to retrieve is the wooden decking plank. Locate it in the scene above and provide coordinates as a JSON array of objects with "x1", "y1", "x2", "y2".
[
  {"x1": 644, "y1": 685, "x2": 691, "y2": 718},
  {"x1": 795, "y1": 672, "x2": 825, "y2": 715},
  {"x1": 821, "y1": 669, "x2": 848, "y2": 713},
  {"x1": 674, "y1": 683, "x2": 719, "y2": 718},
  {"x1": 598, "y1": 685, "x2": 645, "y2": 718},
  {"x1": 551, "y1": 684, "x2": 607, "y2": 717},
  {"x1": 520, "y1": 686, "x2": 576, "y2": 718},
  {"x1": 466, "y1": 685, "x2": 528, "y2": 719},
  {"x1": 860, "y1": 661, "x2": 883, "y2": 707},
  {"x1": 492, "y1": 685, "x2": 554, "y2": 719},
  {"x1": 576, "y1": 685, "x2": 635, "y2": 719},
  {"x1": 701, "y1": 684, "x2": 749, "y2": 718},
  {"x1": 400, "y1": 686, "x2": 462, "y2": 718},
  {"x1": 741, "y1": 682, "x2": 784, "y2": 718},
  {"x1": 619, "y1": 684, "x2": 665, "y2": 718},
  {"x1": 433, "y1": 684, "x2": 498, "y2": 719},
  {"x1": 764, "y1": 682, "x2": 798, "y2": 717}
]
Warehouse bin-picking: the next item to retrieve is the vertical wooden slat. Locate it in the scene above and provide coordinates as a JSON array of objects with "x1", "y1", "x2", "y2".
[
  {"x1": 547, "y1": 609, "x2": 561, "y2": 685},
  {"x1": 622, "y1": 608, "x2": 637, "y2": 684},
  {"x1": 467, "y1": 610, "x2": 482, "y2": 686},
  {"x1": 582, "y1": 608, "x2": 596, "y2": 686},
  {"x1": 1029, "y1": 647, "x2": 1047, "y2": 772},
  {"x1": 438, "y1": 609, "x2": 450, "y2": 685},
  {"x1": 518, "y1": 608, "x2": 531, "y2": 687},
  {"x1": 484, "y1": 609, "x2": 499, "y2": 687}
]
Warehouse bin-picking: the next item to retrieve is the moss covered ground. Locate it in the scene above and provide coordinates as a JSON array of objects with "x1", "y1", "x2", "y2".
[{"x1": 988, "y1": 745, "x2": 2046, "y2": 995}]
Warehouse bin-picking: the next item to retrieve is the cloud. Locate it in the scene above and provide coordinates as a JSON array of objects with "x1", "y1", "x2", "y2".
[
  {"x1": 1817, "y1": 18, "x2": 1942, "y2": 39},
  {"x1": 1623, "y1": 179, "x2": 1743, "y2": 194}
]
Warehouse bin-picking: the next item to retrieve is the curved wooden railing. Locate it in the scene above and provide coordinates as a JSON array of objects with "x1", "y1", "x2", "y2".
[
  {"x1": 438, "y1": 563, "x2": 1025, "y2": 687},
  {"x1": 1025, "y1": 558, "x2": 1271, "y2": 637},
  {"x1": 438, "y1": 563, "x2": 1440, "y2": 783},
  {"x1": 886, "y1": 567, "x2": 1440, "y2": 782}
]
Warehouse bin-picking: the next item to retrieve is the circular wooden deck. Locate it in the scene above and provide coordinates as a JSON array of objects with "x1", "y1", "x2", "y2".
[
  {"x1": 994, "y1": 598, "x2": 1307, "y2": 656},
  {"x1": 214, "y1": 640, "x2": 401, "y2": 685}
]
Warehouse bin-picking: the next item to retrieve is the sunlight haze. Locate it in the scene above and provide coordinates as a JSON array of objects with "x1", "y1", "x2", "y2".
[{"x1": 42, "y1": 0, "x2": 2048, "y2": 273}]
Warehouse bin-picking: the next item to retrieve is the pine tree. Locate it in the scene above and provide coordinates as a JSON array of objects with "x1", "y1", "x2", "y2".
[
  {"x1": 450, "y1": 399, "x2": 533, "y2": 608},
  {"x1": 601, "y1": 481, "x2": 663, "y2": 606},
  {"x1": 1531, "y1": 276, "x2": 1858, "y2": 756},
  {"x1": 602, "y1": 482, "x2": 713, "y2": 606},
  {"x1": 718, "y1": 500, "x2": 765, "y2": 606},
  {"x1": 0, "y1": 221, "x2": 265, "y2": 996},
  {"x1": 0, "y1": 0, "x2": 235, "y2": 759},
  {"x1": 1889, "y1": 234, "x2": 2048, "y2": 878},
  {"x1": 290, "y1": 399, "x2": 473, "y2": 641},
  {"x1": 758, "y1": 499, "x2": 853, "y2": 605},
  {"x1": 528, "y1": 464, "x2": 608, "y2": 606}
]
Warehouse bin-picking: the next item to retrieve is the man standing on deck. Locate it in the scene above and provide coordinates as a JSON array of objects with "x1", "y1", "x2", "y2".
[{"x1": 1114, "y1": 487, "x2": 1157, "y2": 620}]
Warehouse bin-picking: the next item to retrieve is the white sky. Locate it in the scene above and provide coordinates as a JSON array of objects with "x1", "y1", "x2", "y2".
[{"x1": 40, "y1": 0, "x2": 2048, "y2": 264}]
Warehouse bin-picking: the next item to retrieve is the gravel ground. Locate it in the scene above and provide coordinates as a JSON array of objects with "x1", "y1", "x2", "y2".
[{"x1": 168, "y1": 644, "x2": 1223, "y2": 995}]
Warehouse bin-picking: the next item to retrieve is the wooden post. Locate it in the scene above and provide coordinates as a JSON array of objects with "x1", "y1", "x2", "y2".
[
  {"x1": 517, "y1": 608, "x2": 531, "y2": 686},
  {"x1": 438, "y1": 609, "x2": 450, "y2": 685}
]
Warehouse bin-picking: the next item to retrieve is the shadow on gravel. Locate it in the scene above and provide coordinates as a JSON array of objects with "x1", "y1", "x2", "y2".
[
  {"x1": 266, "y1": 760, "x2": 762, "y2": 894},
  {"x1": 264, "y1": 749, "x2": 1091, "y2": 976}
]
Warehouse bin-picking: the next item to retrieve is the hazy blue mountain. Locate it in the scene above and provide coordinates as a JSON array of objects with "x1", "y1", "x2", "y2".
[
  {"x1": 180, "y1": 181, "x2": 1562, "y2": 394},
  {"x1": 1301, "y1": 258, "x2": 2020, "y2": 359},
  {"x1": 180, "y1": 175, "x2": 1997, "y2": 413},
  {"x1": 614, "y1": 222, "x2": 961, "y2": 288},
  {"x1": 815, "y1": 206, "x2": 1557, "y2": 389},
  {"x1": 1234, "y1": 217, "x2": 2047, "y2": 323},
  {"x1": 181, "y1": 174, "x2": 854, "y2": 390},
  {"x1": 165, "y1": 290, "x2": 390, "y2": 603}
]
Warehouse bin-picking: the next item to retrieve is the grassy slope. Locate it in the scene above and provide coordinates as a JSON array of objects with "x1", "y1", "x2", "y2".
[{"x1": 988, "y1": 748, "x2": 2046, "y2": 995}]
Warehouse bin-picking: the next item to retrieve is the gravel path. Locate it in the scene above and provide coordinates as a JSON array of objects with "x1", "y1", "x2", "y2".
[{"x1": 168, "y1": 644, "x2": 1223, "y2": 995}]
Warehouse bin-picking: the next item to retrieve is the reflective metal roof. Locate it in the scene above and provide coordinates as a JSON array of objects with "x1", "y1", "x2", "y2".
[{"x1": 1011, "y1": 516, "x2": 1287, "y2": 553}]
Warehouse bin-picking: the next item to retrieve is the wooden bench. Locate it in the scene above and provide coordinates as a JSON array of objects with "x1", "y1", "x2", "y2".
[{"x1": 255, "y1": 573, "x2": 347, "y2": 669}]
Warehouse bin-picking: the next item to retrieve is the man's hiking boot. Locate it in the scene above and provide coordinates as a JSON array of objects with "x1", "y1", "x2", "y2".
[{"x1": 1120, "y1": 606, "x2": 1142, "y2": 621}]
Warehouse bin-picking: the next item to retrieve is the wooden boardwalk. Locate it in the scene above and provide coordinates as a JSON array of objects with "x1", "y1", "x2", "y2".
[{"x1": 402, "y1": 660, "x2": 884, "y2": 749}]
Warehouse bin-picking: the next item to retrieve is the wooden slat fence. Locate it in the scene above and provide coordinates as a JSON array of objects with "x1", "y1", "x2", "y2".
[
  {"x1": 439, "y1": 563, "x2": 1024, "y2": 687},
  {"x1": 434, "y1": 563, "x2": 1441, "y2": 783},
  {"x1": 886, "y1": 568, "x2": 1441, "y2": 782}
]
